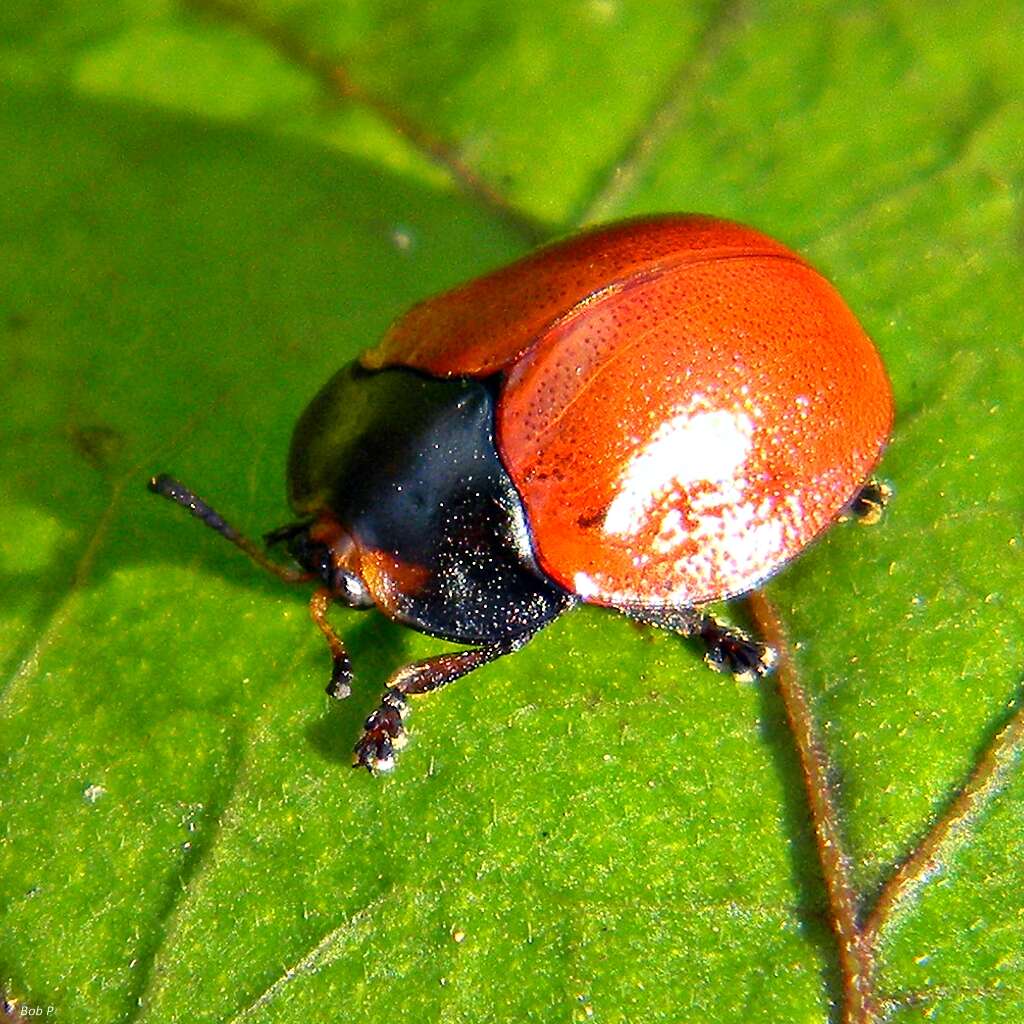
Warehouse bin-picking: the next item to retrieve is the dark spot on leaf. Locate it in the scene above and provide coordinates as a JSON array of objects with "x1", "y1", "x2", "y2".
[{"x1": 68, "y1": 423, "x2": 126, "y2": 472}]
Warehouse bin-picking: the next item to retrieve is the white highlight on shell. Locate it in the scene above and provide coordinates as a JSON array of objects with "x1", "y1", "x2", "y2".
[
  {"x1": 681, "y1": 490, "x2": 784, "y2": 596},
  {"x1": 573, "y1": 571, "x2": 601, "y2": 599},
  {"x1": 602, "y1": 406, "x2": 755, "y2": 538},
  {"x1": 594, "y1": 402, "x2": 793, "y2": 601}
]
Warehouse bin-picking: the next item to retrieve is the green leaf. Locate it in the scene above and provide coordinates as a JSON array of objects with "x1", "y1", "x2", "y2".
[{"x1": 2, "y1": 2, "x2": 1022, "y2": 1022}]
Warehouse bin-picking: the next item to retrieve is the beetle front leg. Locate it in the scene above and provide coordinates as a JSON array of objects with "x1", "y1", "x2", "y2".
[
  {"x1": 354, "y1": 631, "x2": 538, "y2": 773},
  {"x1": 309, "y1": 588, "x2": 353, "y2": 699}
]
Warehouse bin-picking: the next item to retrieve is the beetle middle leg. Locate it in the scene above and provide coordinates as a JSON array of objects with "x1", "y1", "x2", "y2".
[
  {"x1": 626, "y1": 605, "x2": 777, "y2": 683},
  {"x1": 353, "y1": 630, "x2": 539, "y2": 773}
]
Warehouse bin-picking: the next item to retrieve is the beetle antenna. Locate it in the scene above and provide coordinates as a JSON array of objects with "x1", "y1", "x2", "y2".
[{"x1": 148, "y1": 473, "x2": 312, "y2": 585}]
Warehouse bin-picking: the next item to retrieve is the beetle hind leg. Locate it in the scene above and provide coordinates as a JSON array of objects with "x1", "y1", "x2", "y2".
[
  {"x1": 840, "y1": 477, "x2": 892, "y2": 526},
  {"x1": 626, "y1": 605, "x2": 777, "y2": 683},
  {"x1": 354, "y1": 631, "x2": 538, "y2": 773},
  {"x1": 698, "y1": 617, "x2": 778, "y2": 682}
]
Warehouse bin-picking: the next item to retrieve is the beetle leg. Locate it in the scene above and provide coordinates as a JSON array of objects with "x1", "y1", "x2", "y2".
[
  {"x1": 353, "y1": 630, "x2": 539, "y2": 773},
  {"x1": 625, "y1": 606, "x2": 777, "y2": 684},
  {"x1": 839, "y1": 477, "x2": 892, "y2": 526},
  {"x1": 309, "y1": 587, "x2": 353, "y2": 699},
  {"x1": 697, "y1": 616, "x2": 778, "y2": 682}
]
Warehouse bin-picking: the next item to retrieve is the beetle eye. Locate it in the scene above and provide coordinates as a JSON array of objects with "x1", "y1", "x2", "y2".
[
  {"x1": 332, "y1": 567, "x2": 373, "y2": 609},
  {"x1": 314, "y1": 549, "x2": 332, "y2": 580},
  {"x1": 284, "y1": 534, "x2": 327, "y2": 578}
]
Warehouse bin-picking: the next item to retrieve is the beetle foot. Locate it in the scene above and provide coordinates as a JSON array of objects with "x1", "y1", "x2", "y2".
[
  {"x1": 353, "y1": 689, "x2": 409, "y2": 773},
  {"x1": 840, "y1": 478, "x2": 892, "y2": 526},
  {"x1": 701, "y1": 622, "x2": 777, "y2": 683},
  {"x1": 325, "y1": 654, "x2": 353, "y2": 700}
]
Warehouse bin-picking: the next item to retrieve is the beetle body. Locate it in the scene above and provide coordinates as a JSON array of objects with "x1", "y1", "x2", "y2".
[
  {"x1": 287, "y1": 364, "x2": 570, "y2": 645},
  {"x1": 152, "y1": 214, "x2": 893, "y2": 772}
]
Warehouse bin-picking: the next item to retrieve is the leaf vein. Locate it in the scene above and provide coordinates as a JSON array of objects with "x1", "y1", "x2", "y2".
[
  {"x1": 180, "y1": 0, "x2": 547, "y2": 244},
  {"x1": 573, "y1": 0, "x2": 749, "y2": 226},
  {"x1": 223, "y1": 885, "x2": 402, "y2": 1024},
  {"x1": 798, "y1": 82, "x2": 1009, "y2": 251}
]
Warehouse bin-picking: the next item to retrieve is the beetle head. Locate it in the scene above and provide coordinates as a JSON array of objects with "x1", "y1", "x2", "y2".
[{"x1": 264, "y1": 517, "x2": 374, "y2": 609}]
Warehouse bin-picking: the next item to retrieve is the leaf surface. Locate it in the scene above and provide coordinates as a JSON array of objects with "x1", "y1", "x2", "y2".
[{"x1": 2, "y1": 2, "x2": 1022, "y2": 1021}]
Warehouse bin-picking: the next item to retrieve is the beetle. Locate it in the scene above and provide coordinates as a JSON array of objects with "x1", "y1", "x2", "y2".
[{"x1": 150, "y1": 214, "x2": 893, "y2": 773}]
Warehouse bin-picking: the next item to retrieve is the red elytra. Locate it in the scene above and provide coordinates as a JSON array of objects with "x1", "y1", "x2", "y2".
[
  {"x1": 364, "y1": 214, "x2": 893, "y2": 609},
  {"x1": 152, "y1": 214, "x2": 893, "y2": 773}
]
